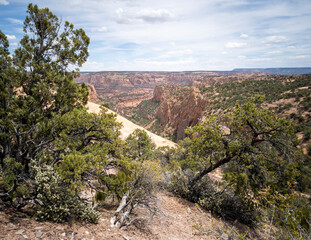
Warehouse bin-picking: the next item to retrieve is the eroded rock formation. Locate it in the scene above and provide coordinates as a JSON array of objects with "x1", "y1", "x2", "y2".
[
  {"x1": 153, "y1": 85, "x2": 207, "y2": 140},
  {"x1": 87, "y1": 84, "x2": 98, "y2": 102}
]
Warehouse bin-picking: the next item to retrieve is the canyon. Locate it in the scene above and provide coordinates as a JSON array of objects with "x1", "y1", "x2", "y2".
[
  {"x1": 79, "y1": 72, "x2": 311, "y2": 150},
  {"x1": 76, "y1": 71, "x2": 268, "y2": 109}
]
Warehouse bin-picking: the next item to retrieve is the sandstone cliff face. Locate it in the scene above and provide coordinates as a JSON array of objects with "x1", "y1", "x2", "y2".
[
  {"x1": 154, "y1": 85, "x2": 207, "y2": 140},
  {"x1": 87, "y1": 84, "x2": 99, "y2": 102}
]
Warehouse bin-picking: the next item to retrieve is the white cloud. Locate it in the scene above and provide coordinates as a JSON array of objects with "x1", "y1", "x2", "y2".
[
  {"x1": 0, "y1": 0, "x2": 9, "y2": 5},
  {"x1": 238, "y1": 55, "x2": 246, "y2": 60},
  {"x1": 240, "y1": 34, "x2": 248, "y2": 39},
  {"x1": 116, "y1": 8, "x2": 129, "y2": 24},
  {"x1": 136, "y1": 9, "x2": 174, "y2": 23},
  {"x1": 169, "y1": 41, "x2": 176, "y2": 47},
  {"x1": 249, "y1": 57, "x2": 273, "y2": 62},
  {"x1": 265, "y1": 50, "x2": 282, "y2": 55},
  {"x1": 13, "y1": 0, "x2": 310, "y2": 71},
  {"x1": 287, "y1": 46, "x2": 296, "y2": 49},
  {"x1": 81, "y1": 60, "x2": 107, "y2": 71},
  {"x1": 7, "y1": 18, "x2": 23, "y2": 24},
  {"x1": 96, "y1": 26, "x2": 108, "y2": 32},
  {"x1": 116, "y1": 7, "x2": 175, "y2": 24},
  {"x1": 263, "y1": 36, "x2": 288, "y2": 44},
  {"x1": 288, "y1": 55, "x2": 309, "y2": 59},
  {"x1": 159, "y1": 49, "x2": 193, "y2": 58},
  {"x1": 5, "y1": 35, "x2": 16, "y2": 40},
  {"x1": 225, "y1": 42, "x2": 247, "y2": 48},
  {"x1": 132, "y1": 57, "x2": 196, "y2": 70}
]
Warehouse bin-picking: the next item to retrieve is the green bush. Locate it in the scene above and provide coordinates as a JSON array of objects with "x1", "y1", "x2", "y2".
[
  {"x1": 198, "y1": 186, "x2": 258, "y2": 227},
  {"x1": 169, "y1": 169, "x2": 259, "y2": 227},
  {"x1": 32, "y1": 163, "x2": 100, "y2": 223}
]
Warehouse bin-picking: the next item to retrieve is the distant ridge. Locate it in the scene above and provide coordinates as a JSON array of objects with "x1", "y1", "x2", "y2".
[
  {"x1": 81, "y1": 68, "x2": 311, "y2": 75},
  {"x1": 232, "y1": 67, "x2": 311, "y2": 75}
]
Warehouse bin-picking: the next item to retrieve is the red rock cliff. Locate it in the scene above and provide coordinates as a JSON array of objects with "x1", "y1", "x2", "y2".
[
  {"x1": 87, "y1": 84, "x2": 99, "y2": 102},
  {"x1": 153, "y1": 85, "x2": 206, "y2": 140}
]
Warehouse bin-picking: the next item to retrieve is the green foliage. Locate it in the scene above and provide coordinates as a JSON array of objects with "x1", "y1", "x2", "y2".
[
  {"x1": 110, "y1": 159, "x2": 164, "y2": 228},
  {"x1": 32, "y1": 162, "x2": 99, "y2": 223},
  {"x1": 122, "y1": 99, "x2": 161, "y2": 132},
  {"x1": 183, "y1": 95, "x2": 300, "y2": 197},
  {"x1": 165, "y1": 96, "x2": 303, "y2": 227},
  {"x1": 259, "y1": 188, "x2": 311, "y2": 239},
  {"x1": 130, "y1": 160, "x2": 164, "y2": 196},
  {"x1": 169, "y1": 170, "x2": 259, "y2": 226},
  {"x1": 201, "y1": 75, "x2": 311, "y2": 111},
  {"x1": 125, "y1": 129, "x2": 156, "y2": 161},
  {"x1": 97, "y1": 159, "x2": 133, "y2": 200},
  {"x1": 197, "y1": 186, "x2": 258, "y2": 226},
  {"x1": 0, "y1": 4, "x2": 124, "y2": 224}
]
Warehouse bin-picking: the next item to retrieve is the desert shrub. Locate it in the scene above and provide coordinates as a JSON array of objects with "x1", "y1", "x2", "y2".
[
  {"x1": 264, "y1": 192, "x2": 311, "y2": 239},
  {"x1": 169, "y1": 169, "x2": 259, "y2": 227},
  {"x1": 32, "y1": 163, "x2": 100, "y2": 223},
  {"x1": 168, "y1": 167, "x2": 193, "y2": 199},
  {"x1": 97, "y1": 161, "x2": 133, "y2": 201},
  {"x1": 304, "y1": 129, "x2": 311, "y2": 141},
  {"x1": 198, "y1": 186, "x2": 258, "y2": 227},
  {"x1": 110, "y1": 160, "x2": 164, "y2": 228},
  {"x1": 295, "y1": 155, "x2": 311, "y2": 193}
]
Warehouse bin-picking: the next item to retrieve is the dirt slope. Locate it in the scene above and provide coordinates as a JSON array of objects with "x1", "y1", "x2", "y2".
[
  {"x1": 0, "y1": 192, "x2": 231, "y2": 240},
  {"x1": 86, "y1": 102, "x2": 176, "y2": 148}
]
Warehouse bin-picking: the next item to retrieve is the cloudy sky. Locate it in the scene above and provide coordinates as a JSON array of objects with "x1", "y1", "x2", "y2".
[{"x1": 1, "y1": 0, "x2": 311, "y2": 71}]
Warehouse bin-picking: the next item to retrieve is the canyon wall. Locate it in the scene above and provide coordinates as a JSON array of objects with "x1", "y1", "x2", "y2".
[{"x1": 153, "y1": 85, "x2": 207, "y2": 140}]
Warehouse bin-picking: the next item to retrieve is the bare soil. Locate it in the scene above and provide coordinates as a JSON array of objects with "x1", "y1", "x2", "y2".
[{"x1": 0, "y1": 192, "x2": 233, "y2": 240}]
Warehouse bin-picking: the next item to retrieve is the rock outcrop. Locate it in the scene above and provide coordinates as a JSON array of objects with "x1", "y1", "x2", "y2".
[
  {"x1": 153, "y1": 85, "x2": 207, "y2": 140},
  {"x1": 87, "y1": 84, "x2": 98, "y2": 102}
]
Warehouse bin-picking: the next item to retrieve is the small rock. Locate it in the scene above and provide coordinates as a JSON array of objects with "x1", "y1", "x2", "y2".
[
  {"x1": 23, "y1": 235, "x2": 28, "y2": 239},
  {"x1": 36, "y1": 231, "x2": 43, "y2": 238},
  {"x1": 85, "y1": 231, "x2": 89, "y2": 235},
  {"x1": 56, "y1": 226, "x2": 63, "y2": 230},
  {"x1": 187, "y1": 208, "x2": 191, "y2": 213},
  {"x1": 15, "y1": 229, "x2": 25, "y2": 235},
  {"x1": 61, "y1": 232, "x2": 66, "y2": 237}
]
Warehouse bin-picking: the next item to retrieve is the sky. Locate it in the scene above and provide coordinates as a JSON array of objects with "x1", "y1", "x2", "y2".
[{"x1": 0, "y1": 0, "x2": 311, "y2": 71}]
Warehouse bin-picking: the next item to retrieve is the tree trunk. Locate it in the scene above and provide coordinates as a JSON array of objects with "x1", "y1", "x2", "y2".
[{"x1": 189, "y1": 156, "x2": 231, "y2": 187}]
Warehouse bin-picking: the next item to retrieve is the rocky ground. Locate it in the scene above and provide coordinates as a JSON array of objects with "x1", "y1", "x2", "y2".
[{"x1": 0, "y1": 192, "x2": 239, "y2": 240}]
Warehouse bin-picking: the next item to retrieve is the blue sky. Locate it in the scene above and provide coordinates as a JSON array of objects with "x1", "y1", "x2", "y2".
[{"x1": 1, "y1": 0, "x2": 311, "y2": 71}]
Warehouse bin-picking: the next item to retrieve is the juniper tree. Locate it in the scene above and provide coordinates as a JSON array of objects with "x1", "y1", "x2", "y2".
[
  {"x1": 181, "y1": 95, "x2": 301, "y2": 198},
  {"x1": 125, "y1": 129, "x2": 156, "y2": 161},
  {"x1": 0, "y1": 5, "x2": 122, "y2": 222}
]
